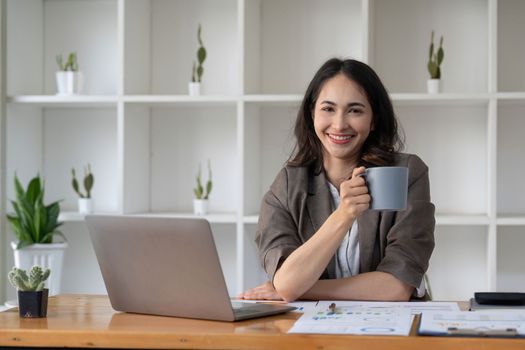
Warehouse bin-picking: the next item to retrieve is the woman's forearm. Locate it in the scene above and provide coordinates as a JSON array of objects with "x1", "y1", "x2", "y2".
[
  {"x1": 300, "y1": 271, "x2": 414, "y2": 301},
  {"x1": 273, "y1": 210, "x2": 352, "y2": 302}
]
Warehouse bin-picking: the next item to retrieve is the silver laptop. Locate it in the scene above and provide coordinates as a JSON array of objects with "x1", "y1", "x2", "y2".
[{"x1": 86, "y1": 215, "x2": 295, "y2": 321}]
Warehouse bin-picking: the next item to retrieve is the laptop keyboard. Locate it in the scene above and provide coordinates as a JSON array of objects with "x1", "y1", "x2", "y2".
[
  {"x1": 231, "y1": 302, "x2": 267, "y2": 316},
  {"x1": 233, "y1": 307, "x2": 261, "y2": 316}
]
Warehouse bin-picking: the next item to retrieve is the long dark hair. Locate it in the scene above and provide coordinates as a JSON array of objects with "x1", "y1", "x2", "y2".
[{"x1": 288, "y1": 58, "x2": 403, "y2": 172}]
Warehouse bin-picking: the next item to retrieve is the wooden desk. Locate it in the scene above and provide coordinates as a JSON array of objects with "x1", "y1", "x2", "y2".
[{"x1": 1, "y1": 294, "x2": 524, "y2": 350}]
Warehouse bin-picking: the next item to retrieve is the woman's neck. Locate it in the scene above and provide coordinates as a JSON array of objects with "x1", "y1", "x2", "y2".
[{"x1": 323, "y1": 157, "x2": 358, "y2": 190}]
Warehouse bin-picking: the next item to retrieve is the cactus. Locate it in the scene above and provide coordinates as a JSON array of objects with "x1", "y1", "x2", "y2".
[
  {"x1": 193, "y1": 160, "x2": 213, "y2": 199},
  {"x1": 427, "y1": 31, "x2": 444, "y2": 79},
  {"x1": 191, "y1": 24, "x2": 207, "y2": 82},
  {"x1": 71, "y1": 164, "x2": 94, "y2": 198},
  {"x1": 8, "y1": 266, "x2": 51, "y2": 292},
  {"x1": 56, "y1": 52, "x2": 79, "y2": 72}
]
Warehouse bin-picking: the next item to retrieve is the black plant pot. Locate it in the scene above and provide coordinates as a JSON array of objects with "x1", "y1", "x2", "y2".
[{"x1": 18, "y1": 288, "x2": 49, "y2": 318}]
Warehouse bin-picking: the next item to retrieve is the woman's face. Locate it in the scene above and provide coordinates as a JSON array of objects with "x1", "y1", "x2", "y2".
[{"x1": 313, "y1": 73, "x2": 373, "y2": 166}]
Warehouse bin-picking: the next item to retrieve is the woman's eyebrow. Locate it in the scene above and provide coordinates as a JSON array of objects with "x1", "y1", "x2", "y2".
[{"x1": 320, "y1": 100, "x2": 365, "y2": 108}]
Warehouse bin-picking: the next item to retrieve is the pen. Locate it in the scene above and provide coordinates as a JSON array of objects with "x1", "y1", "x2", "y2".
[
  {"x1": 447, "y1": 327, "x2": 518, "y2": 337},
  {"x1": 328, "y1": 302, "x2": 337, "y2": 314}
]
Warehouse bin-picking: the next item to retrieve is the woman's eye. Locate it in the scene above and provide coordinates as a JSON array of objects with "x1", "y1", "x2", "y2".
[
  {"x1": 321, "y1": 106, "x2": 334, "y2": 112},
  {"x1": 348, "y1": 108, "x2": 363, "y2": 114}
]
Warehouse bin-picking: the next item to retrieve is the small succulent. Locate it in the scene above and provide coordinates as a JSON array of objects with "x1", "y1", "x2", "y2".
[
  {"x1": 193, "y1": 160, "x2": 213, "y2": 199},
  {"x1": 427, "y1": 31, "x2": 444, "y2": 79},
  {"x1": 8, "y1": 266, "x2": 50, "y2": 292},
  {"x1": 56, "y1": 52, "x2": 79, "y2": 72},
  {"x1": 71, "y1": 164, "x2": 94, "y2": 199},
  {"x1": 191, "y1": 24, "x2": 207, "y2": 83}
]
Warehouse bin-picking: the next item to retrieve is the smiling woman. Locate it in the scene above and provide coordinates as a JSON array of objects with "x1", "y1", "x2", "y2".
[
  {"x1": 237, "y1": 58, "x2": 435, "y2": 303},
  {"x1": 313, "y1": 74, "x2": 373, "y2": 185}
]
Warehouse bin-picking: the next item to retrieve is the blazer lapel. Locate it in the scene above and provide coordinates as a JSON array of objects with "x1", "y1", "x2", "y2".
[
  {"x1": 357, "y1": 210, "x2": 381, "y2": 273},
  {"x1": 306, "y1": 171, "x2": 337, "y2": 278}
]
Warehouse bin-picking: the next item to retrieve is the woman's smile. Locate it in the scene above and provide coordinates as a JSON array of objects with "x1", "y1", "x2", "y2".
[{"x1": 327, "y1": 133, "x2": 355, "y2": 144}]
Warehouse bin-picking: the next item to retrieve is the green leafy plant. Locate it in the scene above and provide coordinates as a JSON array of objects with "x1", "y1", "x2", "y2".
[
  {"x1": 427, "y1": 31, "x2": 444, "y2": 79},
  {"x1": 56, "y1": 52, "x2": 79, "y2": 72},
  {"x1": 6, "y1": 175, "x2": 64, "y2": 249},
  {"x1": 193, "y1": 160, "x2": 213, "y2": 199},
  {"x1": 8, "y1": 266, "x2": 50, "y2": 292},
  {"x1": 191, "y1": 24, "x2": 207, "y2": 83},
  {"x1": 71, "y1": 164, "x2": 94, "y2": 198}
]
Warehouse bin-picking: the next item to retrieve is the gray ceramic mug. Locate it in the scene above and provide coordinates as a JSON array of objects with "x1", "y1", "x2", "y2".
[{"x1": 360, "y1": 166, "x2": 409, "y2": 211}]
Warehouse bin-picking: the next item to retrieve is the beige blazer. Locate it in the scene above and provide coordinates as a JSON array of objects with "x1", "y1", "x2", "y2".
[{"x1": 255, "y1": 153, "x2": 435, "y2": 289}]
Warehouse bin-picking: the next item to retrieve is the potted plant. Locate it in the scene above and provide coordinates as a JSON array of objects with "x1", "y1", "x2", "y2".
[
  {"x1": 6, "y1": 174, "x2": 67, "y2": 296},
  {"x1": 8, "y1": 266, "x2": 51, "y2": 318},
  {"x1": 188, "y1": 24, "x2": 207, "y2": 96},
  {"x1": 71, "y1": 164, "x2": 94, "y2": 214},
  {"x1": 55, "y1": 52, "x2": 83, "y2": 95},
  {"x1": 193, "y1": 160, "x2": 213, "y2": 215},
  {"x1": 427, "y1": 30, "x2": 444, "y2": 94}
]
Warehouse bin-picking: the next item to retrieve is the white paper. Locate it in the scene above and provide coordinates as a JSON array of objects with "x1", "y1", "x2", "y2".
[
  {"x1": 289, "y1": 303, "x2": 413, "y2": 335},
  {"x1": 419, "y1": 310, "x2": 525, "y2": 336},
  {"x1": 317, "y1": 300, "x2": 460, "y2": 314}
]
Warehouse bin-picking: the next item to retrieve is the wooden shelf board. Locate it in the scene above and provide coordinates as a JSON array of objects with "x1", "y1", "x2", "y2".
[
  {"x1": 123, "y1": 95, "x2": 239, "y2": 106},
  {"x1": 8, "y1": 95, "x2": 118, "y2": 107},
  {"x1": 496, "y1": 216, "x2": 525, "y2": 226}
]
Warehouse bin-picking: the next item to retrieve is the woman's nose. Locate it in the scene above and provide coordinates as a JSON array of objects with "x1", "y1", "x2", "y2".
[{"x1": 332, "y1": 111, "x2": 347, "y2": 131}]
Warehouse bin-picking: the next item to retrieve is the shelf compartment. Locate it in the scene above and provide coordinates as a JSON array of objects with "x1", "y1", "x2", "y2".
[
  {"x1": 7, "y1": 0, "x2": 118, "y2": 96},
  {"x1": 497, "y1": 104, "x2": 525, "y2": 215},
  {"x1": 497, "y1": 226, "x2": 525, "y2": 292},
  {"x1": 143, "y1": 105, "x2": 238, "y2": 214},
  {"x1": 243, "y1": 225, "x2": 270, "y2": 289},
  {"x1": 372, "y1": 0, "x2": 488, "y2": 93},
  {"x1": 6, "y1": 105, "x2": 119, "y2": 214},
  {"x1": 396, "y1": 104, "x2": 488, "y2": 215},
  {"x1": 124, "y1": 0, "x2": 238, "y2": 95},
  {"x1": 498, "y1": 0, "x2": 525, "y2": 92},
  {"x1": 210, "y1": 223, "x2": 238, "y2": 296},
  {"x1": 244, "y1": 0, "x2": 363, "y2": 94},
  {"x1": 427, "y1": 226, "x2": 488, "y2": 301},
  {"x1": 243, "y1": 104, "x2": 297, "y2": 215}
]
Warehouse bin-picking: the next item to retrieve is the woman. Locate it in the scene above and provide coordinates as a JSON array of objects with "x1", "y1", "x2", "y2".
[{"x1": 239, "y1": 58, "x2": 435, "y2": 302}]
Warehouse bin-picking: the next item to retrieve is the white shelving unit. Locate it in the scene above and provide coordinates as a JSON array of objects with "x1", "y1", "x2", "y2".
[{"x1": 2, "y1": 0, "x2": 525, "y2": 302}]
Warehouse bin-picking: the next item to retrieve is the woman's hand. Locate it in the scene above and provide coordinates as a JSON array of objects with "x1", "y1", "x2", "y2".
[
  {"x1": 235, "y1": 281, "x2": 284, "y2": 301},
  {"x1": 336, "y1": 166, "x2": 370, "y2": 223}
]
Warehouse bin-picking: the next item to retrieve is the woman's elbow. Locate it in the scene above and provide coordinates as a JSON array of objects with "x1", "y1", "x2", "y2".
[
  {"x1": 274, "y1": 284, "x2": 299, "y2": 303},
  {"x1": 387, "y1": 284, "x2": 413, "y2": 301}
]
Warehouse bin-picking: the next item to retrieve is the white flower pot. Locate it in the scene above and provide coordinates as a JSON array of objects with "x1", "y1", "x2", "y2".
[
  {"x1": 78, "y1": 198, "x2": 93, "y2": 214},
  {"x1": 427, "y1": 79, "x2": 441, "y2": 94},
  {"x1": 56, "y1": 71, "x2": 83, "y2": 95},
  {"x1": 188, "y1": 82, "x2": 201, "y2": 96},
  {"x1": 11, "y1": 242, "x2": 68, "y2": 296},
  {"x1": 193, "y1": 199, "x2": 209, "y2": 215}
]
